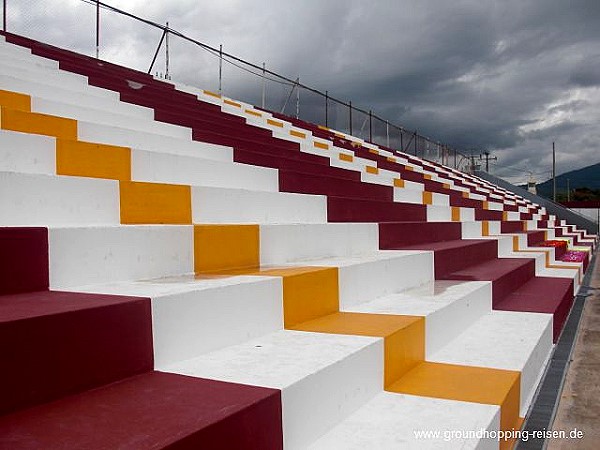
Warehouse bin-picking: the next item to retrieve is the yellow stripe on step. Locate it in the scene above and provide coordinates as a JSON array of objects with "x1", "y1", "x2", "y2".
[
  {"x1": 0, "y1": 107, "x2": 77, "y2": 140},
  {"x1": 259, "y1": 267, "x2": 339, "y2": 328},
  {"x1": 56, "y1": 139, "x2": 131, "y2": 180},
  {"x1": 388, "y1": 361, "x2": 521, "y2": 450},
  {"x1": 0, "y1": 89, "x2": 31, "y2": 111},
  {"x1": 120, "y1": 181, "x2": 191, "y2": 225},
  {"x1": 292, "y1": 312, "x2": 424, "y2": 388},
  {"x1": 194, "y1": 224, "x2": 260, "y2": 274}
]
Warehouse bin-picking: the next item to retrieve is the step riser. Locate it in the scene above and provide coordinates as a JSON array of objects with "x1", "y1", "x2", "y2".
[{"x1": 1, "y1": 292, "x2": 153, "y2": 416}]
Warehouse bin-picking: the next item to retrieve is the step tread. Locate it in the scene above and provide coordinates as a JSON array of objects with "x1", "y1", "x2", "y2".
[{"x1": 0, "y1": 371, "x2": 282, "y2": 450}]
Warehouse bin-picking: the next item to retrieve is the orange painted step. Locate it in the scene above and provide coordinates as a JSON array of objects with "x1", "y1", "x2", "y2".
[
  {"x1": 291, "y1": 312, "x2": 424, "y2": 388},
  {"x1": 388, "y1": 361, "x2": 521, "y2": 449}
]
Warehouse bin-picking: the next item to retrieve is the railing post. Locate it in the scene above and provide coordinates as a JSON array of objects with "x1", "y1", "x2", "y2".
[
  {"x1": 325, "y1": 90, "x2": 328, "y2": 127},
  {"x1": 368, "y1": 110, "x2": 372, "y2": 143},
  {"x1": 414, "y1": 131, "x2": 418, "y2": 156},
  {"x1": 3, "y1": 0, "x2": 7, "y2": 32},
  {"x1": 400, "y1": 129, "x2": 404, "y2": 152},
  {"x1": 218, "y1": 44, "x2": 223, "y2": 95},
  {"x1": 386, "y1": 121, "x2": 389, "y2": 148},
  {"x1": 296, "y1": 77, "x2": 300, "y2": 119},
  {"x1": 165, "y1": 22, "x2": 169, "y2": 79},
  {"x1": 95, "y1": 0, "x2": 100, "y2": 58},
  {"x1": 349, "y1": 101, "x2": 353, "y2": 135},
  {"x1": 261, "y1": 62, "x2": 266, "y2": 108}
]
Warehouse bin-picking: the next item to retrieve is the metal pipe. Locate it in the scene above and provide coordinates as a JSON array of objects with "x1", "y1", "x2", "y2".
[
  {"x1": 218, "y1": 44, "x2": 223, "y2": 95},
  {"x1": 3, "y1": 0, "x2": 7, "y2": 32},
  {"x1": 261, "y1": 62, "x2": 266, "y2": 109},
  {"x1": 147, "y1": 28, "x2": 167, "y2": 74},
  {"x1": 369, "y1": 110, "x2": 372, "y2": 142},
  {"x1": 349, "y1": 101, "x2": 352, "y2": 135},
  {"x1": 325, "y1": 90, "x2": 328, "y2": 127},
  {"x1": 165, "y1": 22, "x2": 169, "y2": 79},
  {"x1": 95, "y1": 0, "x2": 100, "y2": 58},
  {"x1": 553, "y1": 141, "x2": 557, "y2": 202}
]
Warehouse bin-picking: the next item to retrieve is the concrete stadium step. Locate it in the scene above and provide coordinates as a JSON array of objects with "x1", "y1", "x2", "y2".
[
  {"x1": 307, "y1": 392, "x2": 500, "y2": 450},
  {"x1": 429, "y1": 310, "x2": 553, "y2": 417},
  {"x1": 0, "y1": 290, "x2": 153, "y2": 416},
  {"x1": 131, "y1": 148, "x2": 280, "y2": 192},
  {"x1": 191, "y1": 186, "x2": 327, "y2": 224},
  {"x1": 162, "y1": 329, "x2": 383, "y2": 450},
  {"x1": 0, "y1": 128, "x2": 280, "y2": 193},
  {"x1": 0, "y1": 102, "x2": 233, "y2": 163},
  {"x1": 445, "y1": 258, "x2": 536, "y2": 305},
  {"x1": 46, "y1": 225, "x2": 193, "y2": 289},
  {"x1": 379, "y1": 222, "x2": 499, "y2": 278},
  {"x1": 0, "y1": 171, "x2": 120, "y2": 226},
  {"x1": 0, "y1": 372, "x2": 283, "y2": 450},
  {"x1": 70, "y1": 275, "x2": 284, "y2": 368},
  {"x1": 269, "y1": 251, "x2": 434, "y2": 309},
  {"x1": 279, "y1": 169, "x2": 393, "y2": 201},
  {"x1": 23, "y1": 222, "x2": 384, "y2": 289},
  {"x1": 327, "y1": 196, "x2": 427, "y2": 222},
  {"x1": 346, "y1": 280, "x2": 491, "y2": 358},
  {"x1": 495, "y1": 277, "x2": 574, "y2": 342},
  {"x1": 1, "y1": 161, "x2": 316, "y2": 227}
]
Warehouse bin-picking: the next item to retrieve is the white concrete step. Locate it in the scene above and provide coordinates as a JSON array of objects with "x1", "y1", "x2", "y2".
[
  {"x1": 191, "y1": 186, "x2": 327, "y2": 224},
  {"x1": 429, "y1": 310, "x2": 553, "y2": 417},
  {"x1": 278, "y1": 250, "x2": 434, "y2": 308},
  {"x1": 162, "y1": 329, "x2": 383, "y2": 450},
  {"x1": 0, "y1": 171, "x2": 120, "y2": 226},
  {"x1": 31, "y1": 96, "x2": 190, "y2": 139},
  {"x1": 47, "y1": 225, "x2": 193, "y2": 289},
  {"x1": 0, "y1": 129, "x2": 55, "y2": 175},
  {"x1": 0, "y1": 45, "x2": 60, "y2": 69},
  {"x1": 0, "y1": 60, "x2": 92, "y2": 91},
  {"x1": 70, "y1": 275, "x2": 284, "y2": 367},
  {"x1": 259, "y1": 223, "x2": 379, "y2": 265},
  {"x1": 77, "y1": 121, "x2": 233, "y2": 162},
  {"x1": 0, "y1": 70, "x2": 123, "y2": 107},
  {"x1": 347, "y1": 280, "x2": 492, "y2": 358},
  {"x1": 131, "y1": 148, "x2": 279, "y2": 192},
  {"x1": 308, "y1": 392, "x2": 500, "y2": 450}
]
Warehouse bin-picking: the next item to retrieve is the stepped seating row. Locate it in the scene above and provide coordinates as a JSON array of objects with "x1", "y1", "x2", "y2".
[{"x1": 0, "y1": 31, "x2": 597, "y2": 449}]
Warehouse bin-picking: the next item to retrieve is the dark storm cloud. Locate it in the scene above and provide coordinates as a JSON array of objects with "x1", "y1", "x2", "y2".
[{"x1": 6, "y1": 0, "x2": 600, "y2": 183}]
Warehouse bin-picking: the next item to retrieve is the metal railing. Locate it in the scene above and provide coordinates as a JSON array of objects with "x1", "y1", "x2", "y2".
[{"x1": 2, "y1": 0, "x2": 473, "y2": 171}]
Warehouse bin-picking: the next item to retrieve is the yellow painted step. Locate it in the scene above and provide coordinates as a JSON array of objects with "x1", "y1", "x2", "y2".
[
  {"x1": 120, "y1": 181, "x2": 191, "y2": 225},
  {"x1": 292, "y1": 312, "x2": 424, "y2": 387},
  {"x1": 388, "y1": 361, "x2": 521, "y2": 449},
  {"x1": 56, "y1": 139, "x2": 131, "y2": 180},
  {"x1": 0, "y1": 106, "x2": 77, "y2": 139},
  {"x1": 258, "y1": 267, "x2": 339, "y2": 328},
  {"x1": 0, "y1": 89, "x2": 31, "y2": 111},
  {"x1": 194, "y1": 224, "x2": 260, "y2": 274}
]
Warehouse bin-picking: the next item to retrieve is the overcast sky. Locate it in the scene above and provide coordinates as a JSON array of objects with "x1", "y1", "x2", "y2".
[{"x1": 6, "y1": 0, "x2": 600, "y2": 184}]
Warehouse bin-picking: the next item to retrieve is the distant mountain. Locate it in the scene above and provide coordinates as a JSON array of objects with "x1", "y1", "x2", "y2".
[{"x1": 528, "y1": 162, "x2": 600, "y2": 198}]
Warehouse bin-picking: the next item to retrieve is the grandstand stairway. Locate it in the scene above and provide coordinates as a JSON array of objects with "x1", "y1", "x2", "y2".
[{"x1": 0, "y1": 31, "x2": 597, "y2": 449}]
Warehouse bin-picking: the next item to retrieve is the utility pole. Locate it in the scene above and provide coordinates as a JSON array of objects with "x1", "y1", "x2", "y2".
[
  {"x1": 480, "y1": 151, "x2": 497, "y2": 172},
  {"x1": 552, "y1": 142, "x2": 556, "y2": 202}
]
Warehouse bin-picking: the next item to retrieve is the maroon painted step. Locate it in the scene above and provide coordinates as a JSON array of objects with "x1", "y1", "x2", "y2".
[
  {"x1": 495, "y1": 277, "x2": 574, "y2": 342},
  {"x1": 0, "y1": 227, "x2": 48, "y2": 295},
  {"x1": 280, "y1": 170, "x2": 393, "y2": 201},
  {"x1": 0, "y1": 290, "x2": 153, "y2": 416},
  {"x1": 446, "y1": 258, "x2": 536, "y2": 306},
  {"x1": 0, "y1": 371, "x2": 283, "y2": 450},
  {"x1": 379, "y1": 222, "x2": 498, "y2": 278},
  {"x1": 379, "y1": 221, "x2": 462, "y2": 248},
  {"x1": 327, "y1": 197, "x2": 427, "y2": 223}
]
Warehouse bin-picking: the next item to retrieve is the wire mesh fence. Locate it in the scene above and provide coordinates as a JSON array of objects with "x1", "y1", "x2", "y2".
[{"x1": 2, "y1": 0, "x2": 473, "y2": 170}]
